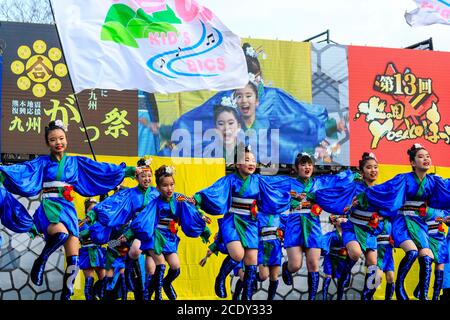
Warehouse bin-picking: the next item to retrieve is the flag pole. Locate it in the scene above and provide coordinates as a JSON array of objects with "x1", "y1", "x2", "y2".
[{"x1": 48, "y1": 0, "x2": 97, "y2": 161}]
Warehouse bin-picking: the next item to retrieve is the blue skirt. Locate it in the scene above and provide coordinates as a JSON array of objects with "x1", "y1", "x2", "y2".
[
  {"x1": 79, "y1": 245, "x2": 107, "y2": 269},
  {"x1": 377, "y1": 244, "x2": 394, "y2": 272},
  {"x1": 341, "y1": 220, "x2": 377, "y2": 252},
  {"x1": 392, "y1": 215, "x2": 429, "y2": 249}
]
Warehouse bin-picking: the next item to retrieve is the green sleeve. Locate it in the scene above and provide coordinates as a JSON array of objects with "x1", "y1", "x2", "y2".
[
  {"x1": 0, "y1": 172, "x2": 5, "y2": 185},
  {"x1": 86, "y1": 210, "x2": 97, "y2": 224},
  {"x1": 356, "y1": 192, "x2": 368, "y2": 210},
  {"x1": 208, "y1": 242, "x2": 219, "y2": 256},
  {"x1": 325, "y1": 118, "x2": 338, "y2": 140},
  {"x1": 125, "y1": 166, "x2": 137, "y2": 178},
  {"x1": 79, "y1": 228, "x2": 91, "y2": 242},
  {"x1": 353, "y1": 171, "x2": 363, "y2": 182},
  {"x1": 193, "y1": 193, "x2": 202, "y2": 210},
  {"x1": 27, "y1": 224, "x2": 40, "y2": 239},
  {"x1": 200, "y1": 226, "x2": 211, "y2": 244},
  {"x1": 123, "y1": 228, "x2": 135, "y2": 242},
  {"x1": 290, "y1": 198, "x2": 301, "y2": 209},
  {"x1": 306, "y1": 192, "x2": 316, "y2": 202}
]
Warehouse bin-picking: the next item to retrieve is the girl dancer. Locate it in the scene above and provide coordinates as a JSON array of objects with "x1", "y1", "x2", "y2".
[
  {"x1": 193, "y1": 147, "x2": 290, "y2": 300},
  {"x1": 130, "y1": 165, "x2": 211, "y2": 300},
  {"x1": 0, "y1": 120, "x2": 137, "y2": 300}
]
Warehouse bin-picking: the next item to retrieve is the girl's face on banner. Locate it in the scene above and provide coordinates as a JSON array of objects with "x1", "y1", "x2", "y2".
[
  {"x1": 235, "y1": 84, "x2": 258, "y2": 119},
  {"x1": 215, "y1": 110, "x2": 241, "y2": 146}
]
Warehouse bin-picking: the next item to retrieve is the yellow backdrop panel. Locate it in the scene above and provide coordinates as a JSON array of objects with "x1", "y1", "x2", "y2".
[
  {"x1": 70, "y1": 154, "x2": 226, "y2": 300},
  {"x1": 372, "y1": 164, "x2": 449, "y2": 300}
]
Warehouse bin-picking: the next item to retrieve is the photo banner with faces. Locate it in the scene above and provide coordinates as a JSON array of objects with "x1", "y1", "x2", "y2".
[{"x1": 140, "y1": 38, "x2": 351, "y2": 166}]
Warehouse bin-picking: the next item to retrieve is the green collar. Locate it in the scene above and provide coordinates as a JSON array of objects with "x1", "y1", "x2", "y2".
[
  {"x1": 50, "y1": 152, "x2": 67, "y2": 163},
  {"x1": 413, "y1": 172, "x2": 427, "y2": 200},
  {"x1": 236, "y1": 172, "x2": 250, "y2": 181},
  {"x1": 236, "y1": 173, "x2": 252, "y2": 197},
  {"x1": 296, "y1": 176, "x2": 310, "y2": 185}
]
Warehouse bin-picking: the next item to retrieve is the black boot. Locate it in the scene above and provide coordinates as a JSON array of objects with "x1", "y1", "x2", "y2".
[
  {"x1": 215, "y1": 256, "x2": 240, "y2": 298},
  {"x1": 281, "y1": 261, "x2": 293, "y2": 285},
  {"x1": 154, "y1": 264, "x2": 166, "y2": 300},
  {"x1": 232, "y1": 279, "x2": 243, "y2": 301},
  {"x1": 433, "y1": 270, "x2": 444, "y2": 301},
  {"x1": 268, "y1": 280, "x2": 279, "y2": 301},
  {"x1": 84, "y1": 276, "x2": 94, "y2": 300},
  {"x1": 242, "y1": 265, "x2": 257, "y2": 301},
  {"x1": 163, "y1": 268, "x2": 181, "y2": 300},
  {"x1": 124, "y1": 255, "x2": 137, "y2": 291},
  {"x1": 417, "y1": 256, "x2": 433, "y2": 300},
  {"x1": 31, "y1": 232, "x2": 68, "y2": 286},
  {"x1": 413, "y1": 282, "x2": 421, "y2": 299},
  {"x1": 119, "y1": 273, "x2": 127, "y2": 300},
  {"x1": 385, "y1": 282, "x2": 395, "y2": 300},
  {"x1": 144, "y1": 273, "x2": 154, "y2": 300},
  {"x1": 336, "y1": 257, "x2": 356, "y2": 300},
  {"x1": 103, "y1": 276, "x2": 114, "y2": 300},
  {"x1": 60, "y1": 255, "x2": 79, "y2": 300},
  {"x1": 132, "y1": 259, "x2": 144, "y2": 301},
  {"x1": 93, "y1": 278, "x2": 104, "y2": 300},
  {"x1": 322, "y1": 277, "x2": 331, "y2": 300},
  {"x1": 395, "y1": 250, "x2": 418, "y2": 300},
  {"x1": 308, "y1": 272, "x2": 319, "y2": 300}
]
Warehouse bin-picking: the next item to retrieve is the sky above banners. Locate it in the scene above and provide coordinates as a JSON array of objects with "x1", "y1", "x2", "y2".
[
  {"x1": 50, "y1": 0, "x2": 249, "y2": 94},
  {"x1": 205, "y1": 0, "x2": 450, "y2": 52}
]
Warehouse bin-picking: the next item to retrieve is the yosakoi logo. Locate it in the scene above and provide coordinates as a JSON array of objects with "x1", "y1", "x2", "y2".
[
  {"x1": 354, "y1": 62, "x2": 450, "y2": 148},
  {"x1": 10, "y1": 40, "x2": 68, "y2": 98}
]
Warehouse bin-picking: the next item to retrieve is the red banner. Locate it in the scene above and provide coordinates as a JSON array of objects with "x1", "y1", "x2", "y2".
[{"x1": 349, "y1": 45, "x2": 450, "y2": 167}]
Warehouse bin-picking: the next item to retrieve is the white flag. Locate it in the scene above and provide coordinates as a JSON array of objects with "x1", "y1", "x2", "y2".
[
  {"x1": 405, "y1": 0, "x2": 450, "y2": 26},
  {"x1": 51, "y1": 0, "x2": 249, "y2": 93}
]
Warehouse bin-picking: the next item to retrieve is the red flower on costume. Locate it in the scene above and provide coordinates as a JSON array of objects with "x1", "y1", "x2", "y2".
[
  {"x1": 338, "y1": 248, "x2": 348, "y2": 257},
  {"x1": 389, "y1": 236, "x2": 394, "y2": 247},
  {"x1": 277, "y1": 228, "x2": 284, "y2": 241},
  {"x1": 438, "y1": 221, "x2": 445, "y2": 233},
  {"x1": 62, "y1": 186, "x2": 75, "y2": 201},
  {"x1": 117, "y1": 244, "x2": 129, "y2": 257},
  {"x1": 368, "y1": 213, "x2": 379, "y2": 229},
  {"x1": 169, "y1": 220, "x2": 179, "y2": 234},
  {"x1": 311, "y1": 204, "x2": 322, "y2": 216},
  {"x1": 418, "y1": 203, "x2": 427, "y2": 217},
  {"x1": 251, "y1": 200, "x2": 258, "y2": 220}
]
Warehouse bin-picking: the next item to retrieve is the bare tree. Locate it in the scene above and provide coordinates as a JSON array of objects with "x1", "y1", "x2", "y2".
[{"x1": 0, "y1": 0, "x2": 53, "y2": 24}]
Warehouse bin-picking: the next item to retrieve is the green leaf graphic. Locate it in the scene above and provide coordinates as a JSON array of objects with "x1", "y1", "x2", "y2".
[
  {"x1": 101, "y1": 4, "x2": 181, "y2": 48},
  {"x1": 101, "y1": 21, "x2": 138, "y2": 48},
  {"x1": 104, "y1": 3, "x2": 136, "y2": 27},
  {"x1": 151, "y1": 5, "x2": 182, "y2": 24}
]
